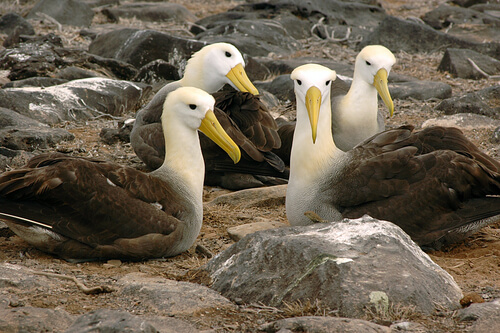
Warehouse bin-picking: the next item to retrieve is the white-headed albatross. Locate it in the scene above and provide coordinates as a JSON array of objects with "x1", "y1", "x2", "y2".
[
  {"x1": 331, "y1": 44, "x2": 396, "y2": 151},
  {"x1": 0, "y1": 87, "x2": 241, "y2": 261},
  {"x1": 130, "y1": 43, "x2": 284, "y2": 188},
  {"x1": 286, "y1": 64, "x2": 500, "y2": 248},
  {"x1": 273, "y1": 45, "x2": 396, "y2": 165}
]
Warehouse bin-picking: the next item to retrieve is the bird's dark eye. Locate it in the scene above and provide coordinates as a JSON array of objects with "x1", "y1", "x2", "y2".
[
  {"x1": 225, "y1": 51, "x2": 231, "y2": 57},
  {"x1": 189, "y1": 104, "x2": 196, "y2": 110},
  {"x1": 326, "y1": 80, "x2": 331, "y2": 86},
  {"x1": 365, "y1": 60, "x2": 371, "y2": 66},
  {"x1": 297, "y1": 80, "x2": 302, "y2": 85}
]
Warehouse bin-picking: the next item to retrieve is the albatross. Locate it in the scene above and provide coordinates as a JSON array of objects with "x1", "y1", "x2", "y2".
[
  {"x1": 273, "y1": 45, "x2": 396, "y2": 165},
  {"x1": 331, "y1": 44, "x2": 396, "y2": 151},
  {"x1": 130, "y1": 43, "x2": 284, "y2": 188},
  {"x1": 286, "y1": 63, "x2": 500, "y2": 248},
  {"x1": 0, "y1": 87, "x2": 241, "y2": 261}
]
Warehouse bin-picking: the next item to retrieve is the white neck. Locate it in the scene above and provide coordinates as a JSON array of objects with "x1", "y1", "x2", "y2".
[
  {"x1": 341, "y1": 75, "x2": 378, "y2": 124},
  {"x1": 179, "y1": 60, "x2": 224, "y2": 94},
  {"x1": 290, "y1": 98, "x2": 341, "y2": 184},
  {"x1": 153, "y1": 116, "x2": 205, "y2": 205}
]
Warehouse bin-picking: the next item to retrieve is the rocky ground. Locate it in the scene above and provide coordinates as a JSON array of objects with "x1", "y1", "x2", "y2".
[{"x1": 0, "y1": 0, "x2": 499, "y2": 332}]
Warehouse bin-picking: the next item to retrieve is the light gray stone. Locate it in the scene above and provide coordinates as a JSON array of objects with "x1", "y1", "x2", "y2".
[
  {"x1": 205, "y1": 184, "x2": 286, "y2": 208},
  {"x1": 0, "y1": 78, "x2": 149, "y2": 124},
  {"x1": 261, "y1": 316, "x2": 391, "y2": 333},
  {"x1": 422, "y1": 113, "x2": 500, "y2": 130},
  {"x1": 203, "y1": 216, "x2": 463, "y2": 318},
  {"x1": 117, "y1": 273, "x2": 235, "y2": 316},
  {"x1": 227, "y1": 220, "x2": 288, "y2": 241}
]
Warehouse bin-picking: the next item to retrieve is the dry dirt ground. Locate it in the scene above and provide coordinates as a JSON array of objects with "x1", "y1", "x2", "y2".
[{"x1": 0, "y1": 0, "x2": 499, "y2": 332}]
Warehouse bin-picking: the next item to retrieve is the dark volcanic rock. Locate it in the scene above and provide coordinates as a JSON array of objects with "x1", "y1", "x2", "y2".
[
  {"x1": 389, "y1": 80, "x2": 452, "y2": 101},
  {"x1": 88, "y1": 28, "x2": 207, "y2": 69},
  {"x1": 360, "y1": 16, "x2": 500, "y2": 60},
  {"x1": 0, "y1": 107, "x2": 74, "y2": 151},
  {"x1": 435, "y1": 85, "x2": 500, "y2": 118},
  {"x1": 438, "y1": 48, "x2": 500, "y2": 79},
  {"x1": 3, "y1": 77, "x2": 68, "y2": 88},
  {"x1": 422, "y1": 4, "x2": 500, "y2": 30},
  {"x1": 101, "y1": 2, "x2": 196, "y2": 23},
  {"x1": 27, "y1": 0, "x2": 94, "y2": 27},
  {"x1": 195, "y1": 19, "x2": 302, "y2": 57},
  {"x1": 0, "y1": 12, "x2": 35, "y2": 36},
  {"x1": 0, "y1": 35, "x2": 138, "y2": 81}
]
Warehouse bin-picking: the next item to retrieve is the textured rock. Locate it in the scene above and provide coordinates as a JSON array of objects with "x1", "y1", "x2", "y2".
[
  {"x1": 438, "y1": 48, "x2": 500, "y2": 79},
  {"x1": 203, "y1": 216, "x2": 463, "y2": 318},
  {"x1": 0, "y1": 78, "x2": 150, "y2": 124},
  {"x1": 389, "y1": 80, "x2": 452, "y2": 101},
  {"x1": 88, "y1": 29, "x2": 206, "y2": 69},
  {"x1": 261, "y1": 316, "x2": 391, "y2": 333},
  {"x1": 359, "y1": 16, "x2": 500, "y2": 60},
  {"x1": 227, "y1": 220, "x2": 288, "y2": 241},
  {"x1": 117, "y1": 273, "x2": 235, "y2": 316},
  {"x1": 434, "y1": 86, "x2": 500, "y2": 118},
  {"x1": 0, "y1": 305, "x2": 75, "y2": 333},
  {"x1": 422, "y1": 113, "x2": 500, "y2": 130},
  {"x1": 206, "y1": 184, "x2": 286, "y2": 208},
  {"x1": 27, "y1": 0, "x2": 94, "y2": 27},
  {"x1": 101, "y1": 2, "x2": 196, "y2": 23},
  {"x1": 65, "y1": 308, "x2": 200, "y2": 333},
  {"x1": 0, "y1": 12, "x2": 35, "y2": 36}
]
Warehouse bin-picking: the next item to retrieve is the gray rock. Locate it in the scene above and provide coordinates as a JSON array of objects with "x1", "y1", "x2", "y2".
[
  {"x1": 256, "y1": 74, "x2": 294, "y2": 103},
  {"x1": 492, "y1": 126, "x2": 500, "y2": 144},
  {"x1": 0, "y1": 304, "x2": 75, "y2": 333},
  {"x1": 359, "y1": 16, "x2": 500, "y2": 60},
  {"x1": 3, "y1": 77, "x2": 68, "y2": 88},
  {"x1": 434, "y1": 85, "x2": 500, "y2": 118},
  {"x1": 65, "y1": 309, "x2": 159, "y2": 333},
  {"x1": 88, "y1": 28, "x2": 206, "y2": 69},
  {"x1": 196, "y1": 19, "x2": 302, "y2": 57},
  {"x1": 27, "y1": 0, "x2": 94, "y2": 27},
  {"x1": 227, "y1": 220, "x2": 288, "y2": 241},
  {"x1": 81, "y1": 0, "x2": 119, "y2": 8},
  {"x1": 117, "y1": 273, "x2": 235, "y2": 316},
  {"x1": 0, "y1": 147, "x2": 34, "y2": 172},
  {"x1": 0, "y1": 36, "x2": 138, "y2": 81},
  {"x1": 0, "y1": 78, "x2": 150, "y2": 124},
  {"x1": 260, "y1": 316, "x2": 390, "y2": 333},
  {"x1": 55, "y1": 66, "x2": 103, "y2": 80},
  {"x1": 438, "y1": 48, "x2": 500, "y2": 79},
  {"x1": 457, "y1": 298, "x2": 500, "y2": 321},
  {"x1": 203, "y1": 216, "x2": 462, "y2": 318},
  {"x1": 101, "y1": 2, "x2": 196, "y2": 23},
  {"x1": 206, "y1": 184, "x2": 286, "y2": 208},
  {"x1": 0, "y1": 126, "x2": 75, "y2": 151},
  {"x1": 422, "y1": 113, "x2": 500, "y2": 130},
  {"x1": 389, "y1": 80, "x2": 452, "y2": 101},
  {"x1": 422, "y1": 4, "x2": 500, "y2": 30},
  {"x1": 0, "y1": 12, "x2": 35, "y2": 36},
  {"x1": 134, "y1": 59, "x2": 180, "y2": 85}
]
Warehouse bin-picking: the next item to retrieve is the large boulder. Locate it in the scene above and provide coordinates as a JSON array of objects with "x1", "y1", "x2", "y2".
[{"x1": 203, "y1": 216, "x2": 463, "y2": 318}]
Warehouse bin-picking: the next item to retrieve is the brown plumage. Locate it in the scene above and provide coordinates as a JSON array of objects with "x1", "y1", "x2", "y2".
[
  {"x1": 286, "y1": 64, "x2": 500, "y2": 249},
  {"x1": 0, "y1": 87, "x2": 241, "y2": 261}
]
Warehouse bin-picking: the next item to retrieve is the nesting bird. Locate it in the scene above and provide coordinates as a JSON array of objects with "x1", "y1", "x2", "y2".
[
  {"x1": 0, "y1": 87, "x2": 240, "y2": 261},
  {"x1": 331, "y1": 45, "x2": 396, "y2": 151},
  {"x1": 286, "y1": 63, "x2": 500, "y2": 248},
  {"x1": 130, "y1": 43, "x2": 284, "y2": 189}
]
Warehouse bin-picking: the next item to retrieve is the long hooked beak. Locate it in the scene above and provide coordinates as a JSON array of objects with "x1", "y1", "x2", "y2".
[
  {"x1": 226, "y1": 63, "x2": 259, "y2": 95},
  {"x1": 373, "y1": 68, "x2": 394, "y2": 117},
  {"x1": 305, "y1": 86, "x2": 321, "y2": 144},
  {"x1": 199, "y1": 110, "x2": 241, "y2": 163}
]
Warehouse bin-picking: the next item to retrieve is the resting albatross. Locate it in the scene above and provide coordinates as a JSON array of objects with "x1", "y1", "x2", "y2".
[
  {"x1": 130, "y1": 43, "x2": 283, "y2": 187},
  {"x1": 273, "y1": 45, "x2": 396, "y2": 165},
  {"x1": 286, "y1": 64, "x2": 500, "y2": 247},
  {"x1": 0, "y1": 87, "x2": 240, "y2": 261},
  {"x1": 331, "y1": 44, "x2": 396, "y2": 151}
]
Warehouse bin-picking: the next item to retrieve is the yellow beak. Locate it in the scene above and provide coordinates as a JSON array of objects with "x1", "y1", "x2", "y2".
[
  {"x1": 199, "y1": 110, "x2": 241, "y2": 163},
  {"x1": 226, "y1": 63, "x2": 259, "y2": 95},
  {"x1": 305, "y1": 86, "x2": 321, "y2": 144},
  {"x1": 373, "y1": 68, "x2": 394, "y2": 117}
]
